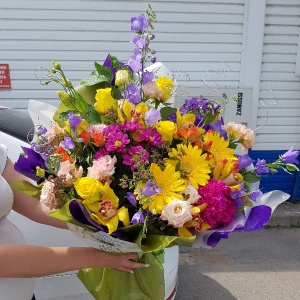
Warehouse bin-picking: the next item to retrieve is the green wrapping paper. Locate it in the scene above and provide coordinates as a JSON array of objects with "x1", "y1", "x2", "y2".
[{"x1": 77, "y1": 252, "x2": 165, "y2": 300}]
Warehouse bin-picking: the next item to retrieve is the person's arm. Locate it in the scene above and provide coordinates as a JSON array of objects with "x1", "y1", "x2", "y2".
[
  {"x1": 0, "y1": 244, "x2": 146, "y2": 277},
  {"x1": 4, "y1": 158, "x2": 67, "y2": 229}
]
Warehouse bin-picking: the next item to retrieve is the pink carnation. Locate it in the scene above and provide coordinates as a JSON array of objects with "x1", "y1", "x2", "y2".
[
  {"x1": 57, "y1": 160, "x2": 83, "y2": 187},
  {"x1": 198, "y1": 179, "x2": 236, "y2": 229},
  {"x1": 40, "y1": 180, "x2": 57, "y2": 210},
  {"x1": 87, "y1": 155, "x2": 117, "y2": 181}
]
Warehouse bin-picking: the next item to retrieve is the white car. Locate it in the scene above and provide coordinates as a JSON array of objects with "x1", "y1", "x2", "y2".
[{"x1": 0, "y1": 107, "x2": 178, "y2": 300}]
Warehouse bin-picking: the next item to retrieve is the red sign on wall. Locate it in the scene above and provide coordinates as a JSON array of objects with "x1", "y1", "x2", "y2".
[{"x1": 0, "y1": 64, "x2": 11, "y2": 89}]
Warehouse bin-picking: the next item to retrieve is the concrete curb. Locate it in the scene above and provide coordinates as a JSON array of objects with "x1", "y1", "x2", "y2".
[{"x1": 268, "y1": 202, "x2": 300, "y2": 227}]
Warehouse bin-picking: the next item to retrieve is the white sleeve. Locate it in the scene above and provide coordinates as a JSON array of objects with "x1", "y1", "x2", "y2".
[{"x1": 0, "y1": 143, "x2": 8, "y2": 175}]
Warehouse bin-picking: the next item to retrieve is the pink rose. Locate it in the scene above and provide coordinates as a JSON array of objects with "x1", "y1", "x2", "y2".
[
  {"x1": 160, "y1": 198, "x2": 192, "y2": 228},
  {"x1": 40, "y1": 180, "x2": 57, "y2": 209},
  {"x1": 240, "y1": 128, "x2": 255, "y2": 150},
  {"x1": 142, "y1": 81, "x2": 163, "y2": 99},
  {"x1": 87, "y1": 155, "x2": 117, "y2": 181}
]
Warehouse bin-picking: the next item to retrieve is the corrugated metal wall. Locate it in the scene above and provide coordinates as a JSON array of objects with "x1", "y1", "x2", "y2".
[
  {"x1": 256, "y1": 0, "x2": 300, "y2": 150},
  {"x1": 0, "y1": 0, "x2": 245, "y2": 108},
  {"x1": 0, "y1": 0, "x2": 299, "y2": 152}
]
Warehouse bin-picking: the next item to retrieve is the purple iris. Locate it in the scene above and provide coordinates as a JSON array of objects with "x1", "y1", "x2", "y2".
[
  {"x1": 131, "y1": 14, "x2": 149, "y2": 32},
  {"x1": 131, "y1": 34, "x2": 148, "y2": 50},
  {"x1": 281, "y1": 147, "x2": 299, "y2": 164},
  {"x1": 254, "y1": 159, "x2": 270, "y2": 175},
  {"x1": 124, "y1": 83, "x2": 141, "y2": 105},
  {"x1": 145, "y1": 108, "x2": 161, "y2": 126},
  {"x1": 60, "y1": 136, "x2": 75, "y2": 150},
  {"x1": 126, "y1": 192, "x2": 137, "y2": 206},
  {"x1": 237, "y1": 154, "x2": 255, "y2": 171},
  {"x1": 128, "y1": 49, "x2": 142, "y2": 72},
  {"x1": 131, "y1": 211, "x2": 145, "y2": 225},
  {"x1": 14, "y1": 146, "x2": 47, "y2": 184},
  {"x1": 144, "y1": 180, "x2": 161, "y2": 196}
]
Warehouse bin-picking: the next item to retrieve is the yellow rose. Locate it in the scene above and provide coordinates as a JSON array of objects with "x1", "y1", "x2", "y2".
[
  {"x1": 156, "y1": 120, "x2": 176, "y2": 143},
  {"x1": 94, "y1": 87, "x2": 116, "y2": 114},
  {"x1": 74, "y1": 177, "x2": 103, "y2": 202},
  {"x1": 155, "y1": 77, "x2": 174, "y2": 102}
]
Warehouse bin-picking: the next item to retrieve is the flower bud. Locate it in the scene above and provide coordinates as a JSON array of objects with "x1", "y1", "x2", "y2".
[
  {"x1": 61, "y1": 77, "x2": 72, "y2": 88},
  {"x1": 115, "y1": 70, "x2": 130, "y2": 87},
  {"x1": 52, "y1": 60, "x2": 61, "y2": 70},
  {"x1": 57, "y1": 91, "x2": 71, "y2": 103}
]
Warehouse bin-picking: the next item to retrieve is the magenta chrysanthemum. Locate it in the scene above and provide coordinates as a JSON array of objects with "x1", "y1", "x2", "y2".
[
  {"x1": 105, "y1": 131, "x2": 130, "y2": 152},
  {"x1": 103, "y1": 124, "x2": 121, "y2": 138},
  {"x1": 120, "y1": 121, "x2": 142, "y2": 132},
  {"x1": 198, "y1": 179, "x2": 236, "y2": 228},
  {"x1": 138, "y1": 128, "x2": 162, "y2": 146},
  {"x1": 123, "y1": 145, "x2": 149, "y2": 171}
]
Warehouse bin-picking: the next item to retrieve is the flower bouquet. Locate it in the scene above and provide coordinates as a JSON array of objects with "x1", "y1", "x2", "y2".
[{"x1": 12, "y1": 5, "x2": 299, "y2": 300}]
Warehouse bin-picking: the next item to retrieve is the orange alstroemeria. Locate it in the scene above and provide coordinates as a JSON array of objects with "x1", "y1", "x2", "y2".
[{"x1": 54, "y1": 147, "x2": 72, "y2": 162}]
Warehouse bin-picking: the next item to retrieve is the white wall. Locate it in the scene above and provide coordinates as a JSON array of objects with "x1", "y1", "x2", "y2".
[{"x1": 0, "y1": 0, "x2": 299, "y2": 151}]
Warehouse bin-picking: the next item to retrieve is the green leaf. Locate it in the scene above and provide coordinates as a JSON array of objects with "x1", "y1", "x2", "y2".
[
  {"x1": 94, "y1": 62, "x2": 114, "y2": 82},
  {"x1": 159, "y1": 106, "x2": 177, "y2": 120},
  {"x1": 242, "y1": 171, "x2": 260, "y2": 183},
  {"x1": 267, "y1": 163, "x2": 279, "y2": 169},
  {"x1": 10, "y1": 180, "x2": 41, "y2": 200},
  {"x1": 286, "y1": 164, "x2": 299, "y2": 172},
  {"x1": 109, "y1": 54, "x2": 121, "y2": 69},
  {"x1": 85, "y1": 104, "x2": 102, "y2": 124},
  {"x1": 111, "y1": 86, "x2": 122, "y2": 100}
]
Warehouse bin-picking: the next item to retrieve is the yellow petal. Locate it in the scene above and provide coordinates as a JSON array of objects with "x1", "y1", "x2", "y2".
[
  {"x1": 105, "y1": 215, "x2": 119, "y2": 234},
  {"x1": 102, "y1": 182, "x2": 119, "y2": 208},
  {"x1": 178, "y1": 226, "x2": 193, "y2": 237},
  {"x1": 117, "y1": 206, "x2": 130, "y2": 227}
]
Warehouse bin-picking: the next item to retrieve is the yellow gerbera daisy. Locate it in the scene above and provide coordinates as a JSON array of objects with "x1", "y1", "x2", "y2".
[
  {"x1": 204, "y1": 130, "x2": 237, "y2": 165},
  {"x1": 166, "y1": 144, "x2": 211, "y2": 189},
  {"x1": 144, "y1": 163, "x2": 186, "y2": 213}
]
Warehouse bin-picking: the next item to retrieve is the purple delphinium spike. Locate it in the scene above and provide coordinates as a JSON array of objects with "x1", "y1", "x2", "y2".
[{"x1": 131, "y1": 14, "x2": 149, "y2": 32}]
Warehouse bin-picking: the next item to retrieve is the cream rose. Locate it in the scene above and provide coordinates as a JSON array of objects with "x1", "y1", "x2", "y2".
[{"x1": 160, "y1": 198, "x2": 192, "y2": 228}]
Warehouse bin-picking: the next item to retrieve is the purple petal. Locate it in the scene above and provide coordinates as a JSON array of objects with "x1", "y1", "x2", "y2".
[
  {"x1": 145, "y1": 108, "x2": 161, "y2": 126},
  {"x1": 131, "y1": 211, "x2": 145, "y2": 225},
  {"x1": 131, "y1": 14, "x2": 149, "y2": 32},
  {"x1": 281, "y1": 147, "x2": 299, "y2": 164},
  {"x1": 60, "y1": 136, "x2": 75, "y2": 150},
  {"x1": 68, "y1": 112, "x2": 82, "y2": 128},
  {"x1": 237, "y1": 154, "x2": 255, "y2": 171},
  {"x1": 207, "y1": 231, "x2": 231, "y2": 248},
  {"x1": 69, "y1": 200, "x2": 104, "y2": 231},
  {"x1": 244, "y1": 205, "x2": 272, "y2": 231},
  {"x1": 126, "y1": 192, "x2": 137, "y2": 206}
]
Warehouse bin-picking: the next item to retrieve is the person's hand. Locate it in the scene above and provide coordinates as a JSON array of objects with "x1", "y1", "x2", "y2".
[{"x1": 87, "y1": 248, "x2": 148, "y2": 273}]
